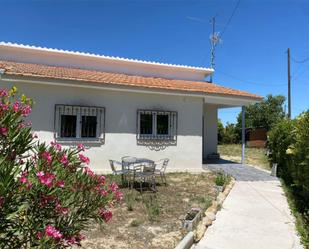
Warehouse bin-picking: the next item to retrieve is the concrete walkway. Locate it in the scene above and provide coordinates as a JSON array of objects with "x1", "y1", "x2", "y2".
[{"x1": 194, "y1": 161, "x2": 303, "y2": 249}]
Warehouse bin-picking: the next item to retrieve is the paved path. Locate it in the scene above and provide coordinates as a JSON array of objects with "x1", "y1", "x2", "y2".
[{"x1": 194, "y1": 162, "x2": 303, "y2": 249}]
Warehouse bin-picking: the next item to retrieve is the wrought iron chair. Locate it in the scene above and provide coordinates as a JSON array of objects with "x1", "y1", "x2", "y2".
[
  {"x1": 132, "y1": 162, "x2": 156, "y2": 193},
  {"x1": 154, "y1": 158, "x2": 169, "y2": 185},
  {"x1": 109, "y1": 160, "x2": 130, "y2": 187}
]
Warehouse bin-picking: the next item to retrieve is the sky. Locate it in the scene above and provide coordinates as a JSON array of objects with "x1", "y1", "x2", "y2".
[{"x1": 0, "y1": 0, "x2": 308, "y2": 125}]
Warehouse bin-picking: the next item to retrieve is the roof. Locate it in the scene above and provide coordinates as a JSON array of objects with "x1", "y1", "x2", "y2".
[
  {"x1": 0, "y1": 41, "x2": 212, "y2": 72},
  {"x1": 0, "y1": 60, "x2": 262, "y2": 100}
]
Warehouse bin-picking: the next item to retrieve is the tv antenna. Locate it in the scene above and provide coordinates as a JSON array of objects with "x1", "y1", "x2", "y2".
[{"x1": 209, "y1": 16, "x2": 221, "y2": 82}]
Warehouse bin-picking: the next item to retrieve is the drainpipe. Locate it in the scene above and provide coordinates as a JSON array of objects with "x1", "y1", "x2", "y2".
[{"x1": 241, "y1": 106, "x2": 246, "y2": 164}]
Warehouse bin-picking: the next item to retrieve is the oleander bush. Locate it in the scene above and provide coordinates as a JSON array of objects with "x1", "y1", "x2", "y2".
[
  {"x1": 0, "y1": 87, "x2": 122, "y2": 249},
  {"x1": 268, "y1": 110, "x2": 309, "y2": 247}
]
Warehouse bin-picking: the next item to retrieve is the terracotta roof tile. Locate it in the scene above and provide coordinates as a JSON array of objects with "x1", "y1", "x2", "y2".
[{"x1": 0, "y1": 60, "x2": 262, "y2": 100}]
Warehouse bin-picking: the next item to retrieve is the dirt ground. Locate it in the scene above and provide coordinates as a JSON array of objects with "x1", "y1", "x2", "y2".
[{"x1": 80, "y1": 172, "x2": 218, "y2": 249}]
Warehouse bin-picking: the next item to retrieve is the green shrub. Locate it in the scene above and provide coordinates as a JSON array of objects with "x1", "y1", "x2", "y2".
[
  {"x1": 143, "y1": 195, "x2": 160, "y2": 222},
  {"x1": 268, "y1": 110, "x2": 309, "y2": 247},
  {"x1": 215, "y1": 171, "x2": 230, "y2": 187}
]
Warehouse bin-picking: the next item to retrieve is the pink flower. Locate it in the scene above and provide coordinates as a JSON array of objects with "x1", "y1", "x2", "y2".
[
  {"x1": 56, "y1": 202, "x2": 69, "y2": 215},
  {"x1": 98, "y1": 175, "x2": 106, "y2": 184},
  {"x1": 79, "y1": 154, "x2": 90, "y2": 164},
  {"x1": 115, "y1": 191, "x2": 124, "y2": 201},
  {"x1": 109, "y1": 182, "x2": 119, "y2": 193},
  {"x1": 0, "y1": 89, "x2": 8, "y2": 97},
  {"x1": 41, "y1": 151, "x2": 52, "y2": 163},
  {"x1": 0, "y1": 103, "x2": 9, "y2": 111},
  {"x1": 18, "y1": 123, "x2": 26, "y2": 129},
  {"x1": 36, "y1": 172, "x2": 55, "y2": 187},
  {"x1": 21, "y1": 105, "x2": 31, "y2": 117},
  {"x1": 45, "y1": 225, "x2": 63, "y2": 239},
  {"x1": 99, "y1": 208, "x2": 113, "y2": 222},
  {"x1": 77, "y1": 143, "x2": 85, "y2": 151},
  {"x1": 19, "y1": 171, "x2": 28, "y2": 184},
  {"x1": 0, "y1": 127, "x2": 8, "y2": 136},
  {"x1": 59, "y1": 154, "x2": 68, "y2": 166},
  {"x1": 57, "y1": 180, "x2": 65, "y2": 188},
  {"x1": 51, "y1": 141, "x2": 62, "y2": 151},
  {"x1": 100, "y1": 189, "x2": 108, "y2": 197},
  {"x1": 12, "y1": 101, "x2": 20, "y2": 113},
  {"x1": 37, "y1": 231, "x2": 43, "y2": 240},
  {"x1": 84, "y1": 167, "x2": 95, "y2": 177}
]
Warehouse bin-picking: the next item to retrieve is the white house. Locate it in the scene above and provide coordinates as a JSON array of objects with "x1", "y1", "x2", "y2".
[{"x1": 0, "y1": 42, "x2": 262, "y2": 172}]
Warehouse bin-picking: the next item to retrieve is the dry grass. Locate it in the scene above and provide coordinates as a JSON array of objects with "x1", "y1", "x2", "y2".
[
  {"x1": 80, "y1": 172, "x2": 217, "y2": 249},
  {"x1": 218, "y1": 144, "x2": 270, "y2": 170}
]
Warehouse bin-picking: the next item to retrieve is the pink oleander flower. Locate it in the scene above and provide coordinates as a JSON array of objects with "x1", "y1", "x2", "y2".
[
  {"x1": 12, "y1": 101, "x2": 20, "y2": 113},
  {"x1": 99, "y1": 208, "x2": 113, "y2": 222},
  {"x1": 21, "y1": 105, "x2": 31, "y2": 117},
  {"x1": 77, "y1": 143, "x2": 85, "y2": 151},
  {"x1": 0, "y1": 89, "x2": 8, "y2": 97},
  {"x1": 0, "y1": 103, "x2": 9, "y2": 111},
  {"x1": 84, "y1": 167, "x2": 95, "y2": 177},
  {"x1": 100, "y1": 189, "x2": 108, "y2": 197},
  {"x1": 18, "y1": 123, "x2": 26, "y2": 129},
  {"x1": 51, "y1": 141, "x2": 62, "y2": 151},
  {"x1": 79, "y1": 154, "x2": 90, "y2": 165},
  {"x1": 45, "y1": 225, "x2": 63, "y2": 239},
  {"x1": 59, "y1": 154, "x2": 68, "y2": 166},
  {"x1": 19, "y1": 171, "x2": 28, "y2": 184},
  {"x1": 0, "y1": 127, "x2": 8, "y2": 136},
  {"x1": 109, "y1": 182, "x2": 119, "y2": 193},
  {"x1": 36, "y1": 172, "x2": 55, "y2": 187},
  {"x1": 98, "y1": 175, "x2": 106, "y2": 184},
  {"x1": 56, "y1": 201, "x2": 69, "y2": 215},
  {"x1": 115, "y1": 191, "x2": 124, "y2": 201},
  {"x1": 41, "y1": 151, "x2": 52, "y2": 163},
  {"x1": 37, "y1": 231, "x2": 43, "y2": 240},
  {"x1": 57, "y1": 180, "x2": 65, "y2": 188}
]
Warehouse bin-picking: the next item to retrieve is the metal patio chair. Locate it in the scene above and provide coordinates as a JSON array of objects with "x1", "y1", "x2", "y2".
[
  {"x1": 154, "y1": 158, "x2": 169, "y2": 185},
  {"x1": 132, "y1": 162, "x2": 156, "y2": 193},
  {"x1": 109, "y1": 159, "x2": 130, "y2": 187}
]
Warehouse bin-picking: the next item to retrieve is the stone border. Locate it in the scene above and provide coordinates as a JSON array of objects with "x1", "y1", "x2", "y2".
[
  {"x1": 174, "y1": 177, "x2": 236, "y2": 249},
  {"x1": 193, "y1": 177, "x2": 236, "y2": 242}
]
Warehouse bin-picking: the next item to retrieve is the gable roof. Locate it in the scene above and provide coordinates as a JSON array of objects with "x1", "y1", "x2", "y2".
[{"x1": 0, "y1": 60, "x2": 262, "y2": 100}]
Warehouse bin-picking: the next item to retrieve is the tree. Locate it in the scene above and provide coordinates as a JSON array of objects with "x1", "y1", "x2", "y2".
[
  {"x1": 235, "y1": 94, "x2": 286, "y2": 139},
  {"x1": 217, "y1": 119, "x2": 224, "y2": 144}
]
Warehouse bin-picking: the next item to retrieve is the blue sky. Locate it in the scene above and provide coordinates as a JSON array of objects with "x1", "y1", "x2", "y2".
[{"x1": 0, "y1": 0, "x2": 308, "y2": 124}]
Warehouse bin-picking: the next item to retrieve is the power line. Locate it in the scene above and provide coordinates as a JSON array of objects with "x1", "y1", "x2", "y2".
[
  {"x1": 221, "y1": 0, "x2": 241, "y2": 37},
  {"x1": 291, "y1": 55, "x2": 309, "y2": 64},
  {"x1": 216, "y1": 69, "x2": 287, "y2": 87}
]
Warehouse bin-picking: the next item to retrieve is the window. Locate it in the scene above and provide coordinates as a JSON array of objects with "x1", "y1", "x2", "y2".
[
  {"x1": 137, "y1": 110, "x2": 177, "y2": 140},
  {"x1": 55, "y1": 105, "x2": 105, "y2": 142}
]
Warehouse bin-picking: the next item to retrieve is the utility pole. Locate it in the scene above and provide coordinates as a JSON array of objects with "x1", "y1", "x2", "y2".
[{"x1": 287, "y1": 48, "x2": 291, "y2": 118}]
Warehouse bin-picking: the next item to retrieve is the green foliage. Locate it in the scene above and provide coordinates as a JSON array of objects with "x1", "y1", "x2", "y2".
[
  {"x1": 0, "y1": 87, "x2": 121, "y2": 249},
  {"x1": 130, "y1": 219, "x2": 143, "y2": 227},
  {"x1": 215, "y1": 171, "x2": 230, "y2": 187},
  {"x1": 143, "y1": 195, "x2": 160, "y2": 222},
  {"x1": 218, "y1": 120, "x2": 238, "y2": 144},
  {"x1": 268, "y1": 110, "x2": 309, "y2": 247},
  {"x1": 235, "y1": 95, "x2": 286, "y2": 141}
]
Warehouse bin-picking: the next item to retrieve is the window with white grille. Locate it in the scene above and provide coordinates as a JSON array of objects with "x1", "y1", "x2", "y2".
[
  {"x1": 54, "y1": 105, "x2": 105, "y2": 143},
  {"x1": 137, "y1": 110, "x2": 177, "y2": 141}
]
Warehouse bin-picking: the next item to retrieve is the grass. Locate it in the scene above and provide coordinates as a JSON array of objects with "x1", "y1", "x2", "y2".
[
  {"x1": 82, "y1": 172, "x2": 218, "y2": 249},
  {"x1": 218, "y1": 144, "x2": 270, "y2": 170},
  {"x1": 282, "y1": 182, "x2": 309, "y2": 249}
]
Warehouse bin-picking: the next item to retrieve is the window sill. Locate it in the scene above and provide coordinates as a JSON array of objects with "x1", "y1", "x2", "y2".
[{"x1": 55, "y1": 138, "x2": 104, "y2": 145}]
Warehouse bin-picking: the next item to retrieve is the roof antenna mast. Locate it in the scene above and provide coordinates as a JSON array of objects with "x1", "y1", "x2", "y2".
[{"x1": 209, "y1": 16, "x2": 220, "y2": 83}]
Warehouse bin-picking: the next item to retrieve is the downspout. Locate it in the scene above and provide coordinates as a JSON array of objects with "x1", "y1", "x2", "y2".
[{"x1": 241, "y1": 106, "x2": 246, "y2": 164}]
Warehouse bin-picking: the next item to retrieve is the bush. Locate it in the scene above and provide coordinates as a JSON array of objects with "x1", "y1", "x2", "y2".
[
  {"x1": 0, "y1": 87, "x2": 122, "y2": 248},
  {"x1": 268, "y1": 111, "x2": 309, "y2": 247}
]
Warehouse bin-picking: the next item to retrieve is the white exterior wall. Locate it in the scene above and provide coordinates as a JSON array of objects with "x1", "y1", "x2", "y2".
[
  {"x1": 203, "y1": 104, "x2": 218, "y2": 158},
  {"x1": 1, "y1": 81, "x2": 204, "y2": 172}
]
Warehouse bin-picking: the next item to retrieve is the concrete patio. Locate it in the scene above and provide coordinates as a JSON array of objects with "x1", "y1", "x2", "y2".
[{"x1": 193, "y1": 160, "x2": 303, "y2": 249}]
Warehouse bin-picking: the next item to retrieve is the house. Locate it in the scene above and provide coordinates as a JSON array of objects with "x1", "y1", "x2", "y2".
[{"x1": 0, "y1": 42, "x2": 262, "y2": 172}]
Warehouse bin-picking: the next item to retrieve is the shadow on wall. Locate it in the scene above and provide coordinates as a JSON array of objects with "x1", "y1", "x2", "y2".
[{"x1": 203, "y1": 160, "x2": 277, "y2": 182}]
